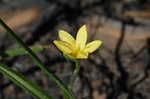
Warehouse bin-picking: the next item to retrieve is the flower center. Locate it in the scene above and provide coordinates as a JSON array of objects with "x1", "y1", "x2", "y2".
[{"x1": 69, "y1": 43, "x2": 81, "y2": 57}]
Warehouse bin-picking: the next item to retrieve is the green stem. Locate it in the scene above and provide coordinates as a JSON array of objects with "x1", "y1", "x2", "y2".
[
  {"x1": 69, "y1": 60, "x2": 80, "y2": 90},
  {"x1": 0, "y1": 18, "x2": 74, "y2": 99}
]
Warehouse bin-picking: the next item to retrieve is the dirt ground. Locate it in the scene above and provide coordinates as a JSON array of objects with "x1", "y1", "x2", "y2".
[{"x1": 0, "y1": 1, "x2": 150, "y2": 99}]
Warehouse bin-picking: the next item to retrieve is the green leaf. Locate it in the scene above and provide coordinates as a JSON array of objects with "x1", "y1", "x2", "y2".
[
  {"x1": 4, "y1": 46, "x2": 47, "y2": 57},
  {"x1": 0, "y1": 18, "x2": 74, "y2": 99},
  {"x1": 0, "y1": 63, "x2": 52, "y2": 99}
]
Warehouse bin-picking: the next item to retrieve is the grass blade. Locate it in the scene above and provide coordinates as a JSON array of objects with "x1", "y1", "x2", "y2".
[
  {"x1": 0, "y1": 45, "x2": 48, "y2": 57},
  {"x1": 0, "y1": 63, "x2": 52, "y2": 99},
  {"x1": 0, "y1": 18, "x2": 74, "y2": 99}
]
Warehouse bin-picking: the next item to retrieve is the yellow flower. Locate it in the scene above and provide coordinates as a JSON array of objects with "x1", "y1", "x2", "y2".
[{"x1": 53, "y1": 25, "x2": 102, "y2": 59}]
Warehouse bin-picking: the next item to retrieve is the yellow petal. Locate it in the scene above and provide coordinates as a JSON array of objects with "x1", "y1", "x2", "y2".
[
  {"x1": 53, "y1": 40, "x2": 72, "y2": 54},
  {"x1": 76, "y1": 25, "x2": 87, "y2": 49},
  {"x1": 85, "y1": 40, "x2": 102, "y2": 53},
  {"x1": 59, "y1": 30, "x2": 75, "y2": 46},
  {"x1": 76, "y1": 51, "x2": 88, "y2": 59}
]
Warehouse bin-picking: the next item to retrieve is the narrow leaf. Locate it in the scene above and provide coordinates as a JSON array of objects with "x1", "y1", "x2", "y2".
[
  {"x1": 5, "y1": 46, "x2": 48, "y2": 57},
  {"x1": 0, "y1": 64, "x2": 52, "y2": 99},
  {"x1": 0, "y1": 18, "x2": 74, "y2": 99}
]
